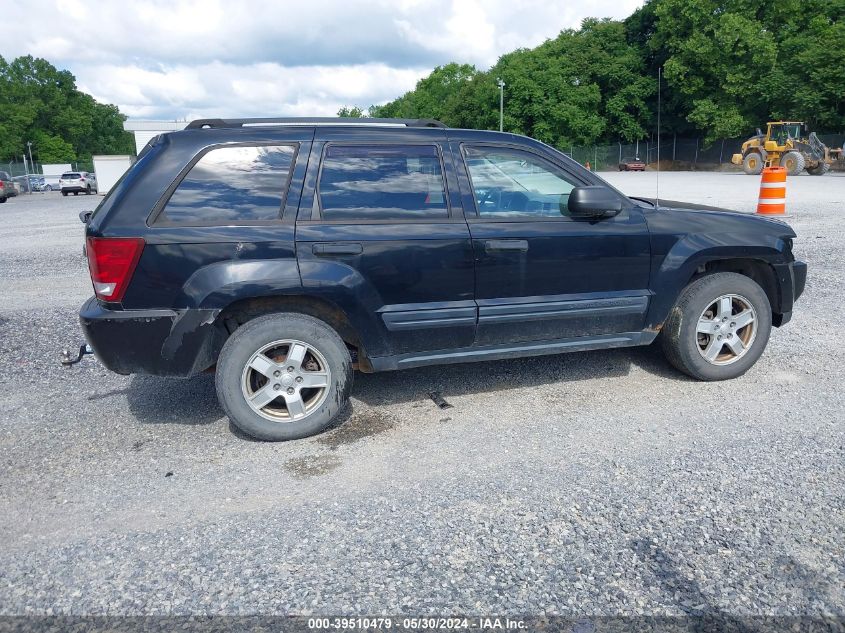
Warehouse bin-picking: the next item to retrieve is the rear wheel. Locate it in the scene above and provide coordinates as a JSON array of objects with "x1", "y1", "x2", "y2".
[
  {"x1": 781, "y1": 151, "x2": 806, "y2": 176},
  {"x1": 85, "y1": 185, "x2": 91, "y2": 194},
  {"x1": 661, "y1": 272, "x2": 772, "y2": 381},
  {"x1": 742, "y1": 152, "x2": 764, "y2": 175},
  {"x1": 215, "y1": 313, "x2": 352, "y2": 441}
]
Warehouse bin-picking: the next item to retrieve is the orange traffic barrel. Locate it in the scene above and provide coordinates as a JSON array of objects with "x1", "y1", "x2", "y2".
[{"x1": 756, "y1": 166, "x2": 787, "y2": 215}]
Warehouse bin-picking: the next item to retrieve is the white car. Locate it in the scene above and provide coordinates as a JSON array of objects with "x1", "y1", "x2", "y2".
[{"x1": 59, "y1": 171, "x2": 98, "y2": 196}]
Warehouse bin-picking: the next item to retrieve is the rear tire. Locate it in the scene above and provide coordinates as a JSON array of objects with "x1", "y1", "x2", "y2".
[
  {"x1": 742, "y1": 152, "x2": 764, "y2": 175},
  {"x1": 215, "y1": 312, "x2": 352, "y2": 441},
  {"x1": 781, "y1": 151, "x2": 806, "y2": 176},
  {"x1": 661, "y1": 272, "x2": 772, "y2": 381},
  {"x1": 85, "y1": 185, "x2": 91, "y2": 195}
]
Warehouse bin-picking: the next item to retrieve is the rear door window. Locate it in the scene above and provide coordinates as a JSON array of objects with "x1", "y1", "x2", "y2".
[
  {"x1": 159, "y1": 144, "x2": 296, "y2": 224},
  {"x1": 317, "y1": 144, "x2": 448, "y2": 221}
]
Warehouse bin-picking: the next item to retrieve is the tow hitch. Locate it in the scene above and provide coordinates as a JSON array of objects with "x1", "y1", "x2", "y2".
[{"x1": 61, "y1": 344, "x2": 93, "y2": 367}]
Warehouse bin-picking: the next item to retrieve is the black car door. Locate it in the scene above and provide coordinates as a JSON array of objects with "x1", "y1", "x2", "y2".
[
  {"x1": 295, "y1": 130, "x2": 476, "y2": 357},
  {"x1": 454, "y1": 142, "x2": 652, "y2": 346}
]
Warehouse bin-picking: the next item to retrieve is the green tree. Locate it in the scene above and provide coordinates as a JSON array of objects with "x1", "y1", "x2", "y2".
[
  {"x1": 336, "y1": 106, "x2": 365, "y2": 118},
  {"x1": 0, "y1": 55, "x2": 134, "y2": 163}
]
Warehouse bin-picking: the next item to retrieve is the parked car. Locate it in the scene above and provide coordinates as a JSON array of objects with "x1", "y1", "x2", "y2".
[
  {"x1": 619, "y1": 157, "x2": 646, "y2": 171},
  {"x1": 0, "y1": 171, "x2": 18, "y2": 202},
  {"x1": 28, "y1": 175, "x2": 49, "y2": 191},
  {"x1": 59, "y1": 171, "x2": 97, "y2": 195},
  {"x1": 73, "y1": 117, "x2": 807, "y2": 441}
]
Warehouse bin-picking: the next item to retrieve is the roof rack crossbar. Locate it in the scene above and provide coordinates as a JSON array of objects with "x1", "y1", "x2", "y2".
[{"x1": 185, "y1": 117, "x2": 447, "y2": 130}]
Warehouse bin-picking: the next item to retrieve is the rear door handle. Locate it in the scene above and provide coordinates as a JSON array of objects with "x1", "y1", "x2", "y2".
[
  {"x1": 312, "y1": 242, "x2": 363, "y2": 256},
  {"x1": 484, "y1": 239, "x2": 529, "y2": 252}
]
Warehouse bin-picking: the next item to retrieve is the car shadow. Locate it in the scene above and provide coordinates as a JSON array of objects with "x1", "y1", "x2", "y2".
[
  {"x1": 351, "y1": 342, "x2": 691, "y2": 406},
  {"x1": 123, "y1": 343, "x2": 690, "y2": 427},
  {"x1": 126, "y1": 373, "x2": 223, "y2": 426}
]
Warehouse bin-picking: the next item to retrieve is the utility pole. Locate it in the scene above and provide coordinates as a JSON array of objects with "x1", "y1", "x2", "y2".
[{"x1": 496, "y1": 78, "x2": 505, "y2": 132}]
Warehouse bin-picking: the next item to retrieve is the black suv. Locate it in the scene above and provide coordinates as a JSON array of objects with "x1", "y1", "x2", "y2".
[{"x1": 77, "y1": 117, "x2": 807, "y2": 441}]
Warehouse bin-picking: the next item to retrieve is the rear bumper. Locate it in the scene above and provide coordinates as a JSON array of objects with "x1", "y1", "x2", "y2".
[
  {"x1": 61, "y1": 186, "x2": 91, "y2": 192},
  {"x1": 79, "y1": 297, "x2": 222, "y2": 377}
]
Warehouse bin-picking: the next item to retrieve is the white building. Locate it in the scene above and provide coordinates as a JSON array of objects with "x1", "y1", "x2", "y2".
[{"x1": 123, "y1": 120, "x2": 188, "y2": 154}]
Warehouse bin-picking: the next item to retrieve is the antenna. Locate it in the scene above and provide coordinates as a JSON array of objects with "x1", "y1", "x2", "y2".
[{"x1": 656, "y1": 66, "x2": 661, "y2": 209}]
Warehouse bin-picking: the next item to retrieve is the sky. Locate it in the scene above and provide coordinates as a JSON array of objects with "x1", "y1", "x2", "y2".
[{"x1": 3, "y1": 0, "x2": 644, "y2": 122}]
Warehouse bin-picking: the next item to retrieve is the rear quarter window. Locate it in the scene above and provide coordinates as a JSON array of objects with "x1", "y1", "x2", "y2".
[{"x1": 157, "y1": 144, "x2": 296, "y2": 225}]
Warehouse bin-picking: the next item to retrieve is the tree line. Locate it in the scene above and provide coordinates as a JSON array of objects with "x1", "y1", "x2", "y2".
[
  {"x1": 340, "y1": 0, "x2": 845, "y2": 147},
  {"x1": 0, "y1": 55, "x2": 134, "y2": 164}
]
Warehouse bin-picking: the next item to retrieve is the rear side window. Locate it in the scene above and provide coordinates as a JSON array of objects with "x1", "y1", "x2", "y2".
[
  {"x1": 159, "y1": 144, "x2": 296, "y2": 224},
  {"x1": 317, "y1": 144, "x2": 448, "y2": 221}
]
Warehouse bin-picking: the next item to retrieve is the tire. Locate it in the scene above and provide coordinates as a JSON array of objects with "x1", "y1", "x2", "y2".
[
  {"x1": 661, "y1": 272, "x2": 772, "y2": 381},
  {"x1": 73, "y1": 191, "x2": 78, "y2": 196},
  {"x1": 85, "y1": 185, "x2": 91, "y2": 195},
  {"x1": 45, "y1": 185, "x2": 52, "y2": 191},
  {"x1": 781, "y1": 151, "x2": 805, "y2": 176},
  {"x1": 742, "y1": 152, "x2": 764, "y2": 175},
  {"x1": 0, "y1": 197, "x2": 6, "y2": 203},
  {"x1": 62, "y1": 191, "x2": 68, "y2": 196},
  {"x1": 807, "y1": 162, "x2": 830, "y2": 176},
  {"x1": 215, "y1": 312, "x2": 352, "y2": 441}
]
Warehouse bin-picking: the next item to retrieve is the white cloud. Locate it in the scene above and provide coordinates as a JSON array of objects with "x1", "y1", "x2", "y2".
[{"x1": 2, "y1": 0, "x2": 644, "y2": 120}]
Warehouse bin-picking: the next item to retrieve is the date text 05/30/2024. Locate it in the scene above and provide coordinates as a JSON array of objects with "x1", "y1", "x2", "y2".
[{"x1": 307, "y1": 617, "x2": 527, "y2": 630}]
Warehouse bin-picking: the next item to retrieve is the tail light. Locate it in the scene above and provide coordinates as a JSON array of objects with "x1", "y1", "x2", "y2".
[{"x1": 86, "y1": 237, "x2": 145, "y2": 302}]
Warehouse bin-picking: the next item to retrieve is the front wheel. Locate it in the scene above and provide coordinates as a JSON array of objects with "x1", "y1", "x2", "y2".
[
  {"x1": 215, "y1": 312, "x2": 352, "y2": 441},
  {"x1": 661, "y1": 272, "x2": 772, "y2": 381},
  {"x1": 781, "y1": 151, "x2": 806, "y2": 176}
]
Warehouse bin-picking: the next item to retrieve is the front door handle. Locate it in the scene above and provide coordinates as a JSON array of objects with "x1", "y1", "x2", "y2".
[
  {"x1": 312, "y1": 242, "x2": 363, "y2": 256},
  {"x1": 484, "y1": 239, "x2": 529, "y2": 252}
]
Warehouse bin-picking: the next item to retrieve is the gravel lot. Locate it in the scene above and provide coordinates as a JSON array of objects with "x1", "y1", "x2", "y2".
[{"x1": 0, "y1": 173, "x2": 843, "y2": 618}]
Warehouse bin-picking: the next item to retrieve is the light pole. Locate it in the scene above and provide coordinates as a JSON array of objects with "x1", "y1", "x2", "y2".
[
  {"x1": 496, "y1": 78, "x2": 505, "y2": 132},
  {"x1": 27, "y1": 141, "x2": 34, "y2": 173}
]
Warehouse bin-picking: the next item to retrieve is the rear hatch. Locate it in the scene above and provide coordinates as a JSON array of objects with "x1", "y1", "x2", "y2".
[{"x1": 60, "y1": 172, "x2": 85, "y2": 187}]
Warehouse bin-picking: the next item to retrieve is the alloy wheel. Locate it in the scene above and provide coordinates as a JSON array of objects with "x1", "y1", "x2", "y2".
[{"x1": 241, "y1": 339, "x2": 331, "y2": 422}]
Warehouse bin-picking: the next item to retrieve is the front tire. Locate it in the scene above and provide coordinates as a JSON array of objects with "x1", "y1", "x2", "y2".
[
  {"x1": 661, "y1": 272, "x2": 772, "y2": 381},
  {"x1": 215, "y1": 313, "x2": 352, "y2": 441},
  {"x1": 807, "y1": 162, "x2": 830, "y2": 176},
  {"x1": 781, "y1": 151, "x2": 806, "y2": 176},
  {"x1": 62, "y1": 191, "x2": 68, "y2": 196}
]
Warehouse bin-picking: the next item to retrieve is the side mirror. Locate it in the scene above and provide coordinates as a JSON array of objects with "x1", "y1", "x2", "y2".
[
  {"x1": 79, "y1": 210, "x2": 92, "y2": 224},
  {"x1": 566, "y1": 186, "x2": 623, "y2": 219}
]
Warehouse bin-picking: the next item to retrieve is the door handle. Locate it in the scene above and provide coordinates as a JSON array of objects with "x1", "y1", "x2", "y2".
[
  {"x1": 484, "y1": 239, "x2": 529, "y2": 252},
  {"x1": 312, "y1": 242, "x2": 363, "y2": 256}
]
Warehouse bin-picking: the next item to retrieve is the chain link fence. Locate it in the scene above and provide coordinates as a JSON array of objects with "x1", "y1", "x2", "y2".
[
  {"x1": 3, "y1": 159, "x2": 96, "y2": 192},
  {"x1": 562, "y1": 134, "x2": 845, "y2": 172}
]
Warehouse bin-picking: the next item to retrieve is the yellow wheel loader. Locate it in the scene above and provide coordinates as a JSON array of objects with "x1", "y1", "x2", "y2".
[{"x1": 731, "y1": 121, "x2": 843, "y2": 176}]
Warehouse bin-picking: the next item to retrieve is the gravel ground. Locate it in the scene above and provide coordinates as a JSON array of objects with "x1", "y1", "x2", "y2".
[{"x1": 0, "y1": 174, "x2": 843, "y2": 617}]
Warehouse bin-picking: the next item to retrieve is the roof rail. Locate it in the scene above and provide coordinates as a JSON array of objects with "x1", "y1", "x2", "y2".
[{"x1": 185, "y1": 117, "x2": 447, "y2": 130}]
